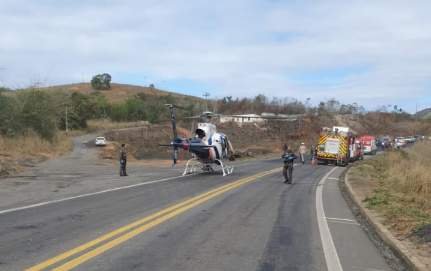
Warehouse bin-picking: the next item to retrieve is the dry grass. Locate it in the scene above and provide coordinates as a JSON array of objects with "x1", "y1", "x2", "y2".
[
  {"x1": 385, "y1": 144, "x2": 431, "y2": 206},
  {"x1": 40, "y1": 83, "x2": 202, "y2": 103},
  {"x1": 86, "y1": 119, "x2": 150, "y2": 133},
  {"x1": 0, "y1": 132, "x2": 73, "y2": 176},
  {"x1": 360, "y1": 142, "x2": 431, "y2": 236}
]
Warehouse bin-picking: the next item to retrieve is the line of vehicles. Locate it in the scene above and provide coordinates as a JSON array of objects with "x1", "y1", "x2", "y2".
[
  {"x1": 316, "y1": 126, "x2": 423, "y2": 166},
  {"x1": 94, "y1": 106, "x2": 425, "y2": 175}
]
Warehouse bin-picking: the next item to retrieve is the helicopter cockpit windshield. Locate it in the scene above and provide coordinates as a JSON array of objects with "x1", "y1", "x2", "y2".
[{"x1": 196, "y1": 129, "x2": 206, "y2": 139}]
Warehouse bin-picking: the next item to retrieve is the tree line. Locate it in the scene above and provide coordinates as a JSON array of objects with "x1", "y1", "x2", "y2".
[
  {"x1": 0, "y1": 90, "x2": 205, "y2": 141},
  {"x1": 215, "y1": 95, "x2": 369, "y2": 116},
  {"x1": 0, "y1": 87, "x2": 416, "y2": 142}
]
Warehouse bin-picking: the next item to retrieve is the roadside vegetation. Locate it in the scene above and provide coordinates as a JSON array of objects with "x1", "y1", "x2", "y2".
[
  {"x1": 351, "y1": 143, "x2": 431, "y2": 239},
  {"x1": 0, "y1": 131, "x2": 72, "y2": 176},
  {"x1": 1, "y1": 81, "x2": 431, "y2": 176}
]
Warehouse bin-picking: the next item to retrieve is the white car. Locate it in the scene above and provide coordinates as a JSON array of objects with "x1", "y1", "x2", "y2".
[
  {"x1": 95, "y1": 137, "x2": 107, "y2": 146},
  {"x1": 395, "y1": 137, "x2": 406, "y2": 148}
]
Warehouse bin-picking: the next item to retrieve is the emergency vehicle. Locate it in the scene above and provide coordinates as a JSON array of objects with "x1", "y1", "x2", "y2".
[
  {"x1": 316, "y1": 126, "x2": 361, "y2": 166},
  {"x1": 359, "y1": 135, "x2": 377, "y2": 155}
]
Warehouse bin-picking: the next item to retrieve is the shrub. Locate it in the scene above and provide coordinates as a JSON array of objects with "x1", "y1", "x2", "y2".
[{"x1": 0, "y1": 94, "x2": 22, "y2": 136}]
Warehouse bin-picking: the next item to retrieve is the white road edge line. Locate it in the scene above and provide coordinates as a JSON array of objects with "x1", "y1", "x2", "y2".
[
  {"x1": 325, "y1": 217, "x2": 357, "y2": 223},
  {"x1": 0, "y1": 160, "x2": 277, "y2": 216},
  {"x1": 0, "y1": 174, "x2": 189, "y2": 216},
  {"x1": 316, "y1": 167, "x2": 343, "y2": 271},
  {"x1": 327, "y1": 220, "x2": 360, "y2": 226},
  {"x1": 327, "y1": 177, "x2": 339, "y2": 180}
]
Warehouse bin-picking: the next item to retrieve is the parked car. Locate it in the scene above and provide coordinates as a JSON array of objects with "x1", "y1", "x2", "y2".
[
  {"x1": 405, "y1": 136, "x2": 416, "y2": 143},
  {"x1": 395, "y1": 137, "x2": 406, "y2": 148},
  {"x1": 377, "y1": 136, "x2": 392, "y2": 150},
  {"x1": 95, "y1": 136, "x2": 107, "y2": 146}
]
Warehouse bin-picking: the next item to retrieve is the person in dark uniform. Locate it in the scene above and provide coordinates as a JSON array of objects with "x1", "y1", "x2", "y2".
[
  {"x1": 119, "y1": 143, "x2": 128, "y2": 176},
  {"x1": 310, "y1": 144, "x2": 316, "y2": 165},
  {"x1": 282, "y1": 145, "x2": 297, "y2": 184}
]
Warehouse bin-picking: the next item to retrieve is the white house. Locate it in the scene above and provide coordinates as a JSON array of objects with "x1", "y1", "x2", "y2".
[
  {"x1": 220, "y1": 114, "x2": 265, "y2": 124},
  {"x1": 219, "y1": 113, "x2": 304, "y2": 125}
]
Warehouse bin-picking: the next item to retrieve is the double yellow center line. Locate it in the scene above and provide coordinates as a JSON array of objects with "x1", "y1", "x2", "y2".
[{"x1": 26, "y1": 167, "x2": 280, "y2": 271}]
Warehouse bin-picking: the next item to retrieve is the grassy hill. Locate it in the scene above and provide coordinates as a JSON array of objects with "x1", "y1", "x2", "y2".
[
  {"x1": 416, "y1": 108, "x2": 431, "y2": 119},
  {"x1": 39, "y1": 82, "x2": 203, "y2": 103}
]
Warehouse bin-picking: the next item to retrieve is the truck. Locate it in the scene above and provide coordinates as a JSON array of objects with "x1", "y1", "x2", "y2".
[
  {"x1": 316, "y1": 126, "x2": 360, "y2": 166},
  {"x1": 359, "y1": 135, "x2": 377, "y2": 155}
]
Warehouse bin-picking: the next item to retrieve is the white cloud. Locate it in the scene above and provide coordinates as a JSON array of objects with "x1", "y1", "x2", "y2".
[{"x1": 1, "y1": 0, "x2": 431, "y2": 111}]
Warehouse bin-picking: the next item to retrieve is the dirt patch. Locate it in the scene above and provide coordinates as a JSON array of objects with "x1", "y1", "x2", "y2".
[
  {"x1": 0, "y1": 133, "x2": 73, "y2": 178},
  {"x1": 102, "y1": 124, "x2": 188, "y2": 160}
]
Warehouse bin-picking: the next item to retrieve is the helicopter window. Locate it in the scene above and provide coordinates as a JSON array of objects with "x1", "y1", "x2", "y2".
[{"x1": 196, "y1": 129, "x2": 206, "y2": 139}]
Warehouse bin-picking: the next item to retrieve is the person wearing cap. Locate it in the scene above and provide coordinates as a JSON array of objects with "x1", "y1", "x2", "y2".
[{"x1": 298, "y1": 142, "x2": 307, "y2": 165}]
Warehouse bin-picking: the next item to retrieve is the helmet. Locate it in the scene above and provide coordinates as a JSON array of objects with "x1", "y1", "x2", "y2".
[{"x1": 301, "y1": 142, "x2": 305, "y2": 145}]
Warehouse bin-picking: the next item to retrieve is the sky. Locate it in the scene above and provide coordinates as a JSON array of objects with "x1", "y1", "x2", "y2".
[{"x1": 1, "y1": 0, "x2": 431, "y2": 113}]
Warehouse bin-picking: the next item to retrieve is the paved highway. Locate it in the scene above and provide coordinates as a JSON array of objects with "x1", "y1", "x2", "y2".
[{"x1": 0, "y1": 159, "x2": 392, "y2": 271}]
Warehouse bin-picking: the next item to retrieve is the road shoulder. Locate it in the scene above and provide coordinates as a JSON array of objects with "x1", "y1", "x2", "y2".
[
  {"x1": 343, "y1": 166, "x2": 430, "y2": 271},
  {"x1": 322, "y1": 166, "x2": 391, "y2": 271}
]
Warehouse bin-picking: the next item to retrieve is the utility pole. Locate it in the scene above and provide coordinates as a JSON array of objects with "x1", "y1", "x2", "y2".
[
  {"x1": 203, "y1": 92, "x2": 210, "y2": 111},
  {"x1": 65, "y1": 106, "x2": 69, "y2": 135},
  {"x1": 414, "y1": 103, "x2": 419, "y2": 136}
]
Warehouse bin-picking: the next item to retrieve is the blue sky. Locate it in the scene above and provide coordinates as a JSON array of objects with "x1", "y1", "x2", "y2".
[{"x1": 1, "y1": 0, "x2": 431, "y2": 112}]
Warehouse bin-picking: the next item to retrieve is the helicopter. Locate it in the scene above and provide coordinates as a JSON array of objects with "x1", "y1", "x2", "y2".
[{"x1": 160, "y1": 104, "x2": 235, "y2": 176}]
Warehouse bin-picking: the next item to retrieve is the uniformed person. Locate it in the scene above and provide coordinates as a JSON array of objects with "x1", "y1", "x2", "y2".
[
  {"x1": 119, "y1": 143, "x2": 128, "y2": 176},
  {"x1": 282, "y1": 145, "x2": 297, "y2": 184}
]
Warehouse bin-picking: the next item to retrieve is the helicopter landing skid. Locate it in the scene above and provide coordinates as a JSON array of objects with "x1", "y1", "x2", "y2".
[
  {"x1": 182, "y1": 158, "x2": 199, "y2": 176},
  {"x1": 182, "y1": 158, "x2": 234, "y2": 176},
  {"x1": 216, "y1": 159, "x2": 234, "y2": 176}
]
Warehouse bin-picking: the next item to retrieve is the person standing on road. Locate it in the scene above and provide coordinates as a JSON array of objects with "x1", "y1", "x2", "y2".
[
  {"x1": 299, "y1": 142, "x2": 307, "y2": 165},
  {"x1": 119, "y1": 143, "x2": 128, "y2": 177},
  {"x1": 282, "y1": 145, "x2": 297, "y2": 184},
  {"x1": 311, "y1": 145, "x2": 317, "y2": 165},
  {"x1": 310, "y1": 145, "x2": 315, "y2": 159}
]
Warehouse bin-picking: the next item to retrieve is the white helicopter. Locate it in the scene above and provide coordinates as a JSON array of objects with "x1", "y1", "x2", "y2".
[{"x1": 161, "y1": 104, "x2": 235, "y2": 176}]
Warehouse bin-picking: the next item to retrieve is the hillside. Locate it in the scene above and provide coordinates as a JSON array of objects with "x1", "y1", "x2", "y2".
[
  {"x1": 416, "y1": 108, "x2": 431, "y2": 119},
  {"x1": 40, "y1": 82, "x2": 203, "y2": 103}
]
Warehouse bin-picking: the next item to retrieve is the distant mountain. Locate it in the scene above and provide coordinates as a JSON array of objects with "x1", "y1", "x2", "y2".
[{"x1": 416, "y1": 108, "x2": 431, "y2": 119}]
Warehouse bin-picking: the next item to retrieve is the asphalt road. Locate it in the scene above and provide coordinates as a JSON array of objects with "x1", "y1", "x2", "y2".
[{"x1": 0, "y1": 158, "x2": 392, "y2": 271}]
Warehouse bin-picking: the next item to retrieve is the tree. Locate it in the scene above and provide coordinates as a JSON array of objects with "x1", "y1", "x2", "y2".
[
  {"x1": 19, "y1": 90, "x2": 57, "y2": 140},
  {"x1": 0, "y1": 94, "x2": 22, "y2": 136},
  {"x1": 125, "y1": 98, "x2": 146, "y2": 121},
  {"x1": 69, "y1": 92, "x2": 96, "y2": 128},
  {"x1": 91, "y1": 73, "x2": 112, "y2": 90},
  {"x1": 0, "y1": 87, "x2": 11, "y2": 93}
]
